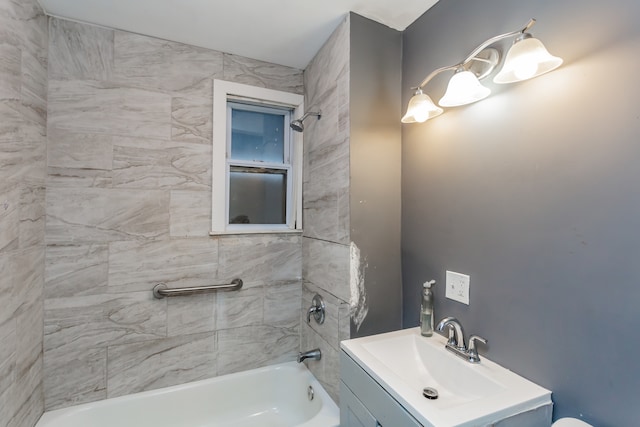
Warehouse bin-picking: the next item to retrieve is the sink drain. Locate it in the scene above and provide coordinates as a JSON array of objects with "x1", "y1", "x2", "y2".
[{"x1": 422, "y1": 387, "x2": 439, "y2": 400}]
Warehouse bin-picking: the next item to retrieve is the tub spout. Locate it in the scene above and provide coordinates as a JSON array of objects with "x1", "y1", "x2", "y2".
[{"x1": 297, "y1": 348, "x2": 321, "y2": 363}]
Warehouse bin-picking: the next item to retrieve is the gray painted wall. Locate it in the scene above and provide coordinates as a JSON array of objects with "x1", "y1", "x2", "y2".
[
  {"x1": 349, "y1": 14, "x2": 403, "y2": 337},
  {"x1": 401, "y1": 0, "x2": 640, "y2": 425}
]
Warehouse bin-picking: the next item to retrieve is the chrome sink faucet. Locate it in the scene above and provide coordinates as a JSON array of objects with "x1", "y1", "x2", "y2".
[
  {"x1": 436, "y1": 317, "x2": 466, "y2": 350},
  {"x1": 436, "y1": 317, "x2": 488, "y2": 364}
]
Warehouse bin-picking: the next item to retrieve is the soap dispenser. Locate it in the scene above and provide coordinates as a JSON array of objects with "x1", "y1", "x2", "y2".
[{"x1": 420, "y1": 280, "x2": 435, "y2": 337}]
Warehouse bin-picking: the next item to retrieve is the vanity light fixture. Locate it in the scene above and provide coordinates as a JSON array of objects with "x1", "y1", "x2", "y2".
[
  {"x1": 438, "y1": 69, "x2": 491, "y2": 107},
  {"x1": 401, "y1": 88, "x2": 443, "y2": 123},
  {"x1": 401, "y1": 18, "x2": 562, "y2": 124}
]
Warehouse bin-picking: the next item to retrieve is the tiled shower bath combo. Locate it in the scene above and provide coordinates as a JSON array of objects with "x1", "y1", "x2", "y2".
[
  {"x1": 43, "y1": 18, "x2": 308, "y2": 409},
  {"x1": 2, "y1": 0, "x2": 353, "y2": 422}
]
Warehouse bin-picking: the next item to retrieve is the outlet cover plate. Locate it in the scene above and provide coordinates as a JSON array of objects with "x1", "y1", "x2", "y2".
[{"x1": 446, "y1": 270, "x2": 470, "y2": 305}]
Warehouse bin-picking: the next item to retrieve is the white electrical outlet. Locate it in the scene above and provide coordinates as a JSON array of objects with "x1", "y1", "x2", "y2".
[{"x1": 446, "y1": 270, "x2": 470, "y2": 305}]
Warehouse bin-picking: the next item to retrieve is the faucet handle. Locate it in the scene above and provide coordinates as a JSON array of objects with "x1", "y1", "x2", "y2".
[
  {"x1": 467, "y1": 335, "x2": 488, "y2": 363},
  {"x1": 306, "y1": 294, "x2": 325, "y2": 324}
]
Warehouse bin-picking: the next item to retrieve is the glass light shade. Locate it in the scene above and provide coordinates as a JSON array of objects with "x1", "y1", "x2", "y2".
[
  {"x1": 438, "y1": 70, "x2": 491, "y2": 107},
  {"x1": 401, "y1": 91, "x2": 443, "y2": 123},
  {"x1": 493, "y1": 37, "x2": 563, "y2": 84}
]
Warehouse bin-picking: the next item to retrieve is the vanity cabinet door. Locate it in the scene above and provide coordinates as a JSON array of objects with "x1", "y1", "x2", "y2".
[
  {"x1": 340, "y1": 381, "x2": 378, "y2": 427},
  {"x1": 340, "y1": 351, "x2": 422, "y2": 427}
]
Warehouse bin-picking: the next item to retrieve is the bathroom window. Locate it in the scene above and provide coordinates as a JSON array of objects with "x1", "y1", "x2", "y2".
[{"x1": 211, "y1": 80, "x2": 304, "y2": 235}]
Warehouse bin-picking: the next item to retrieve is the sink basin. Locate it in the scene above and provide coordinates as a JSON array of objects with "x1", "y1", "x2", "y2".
[{"x1": 341, "y1": 327, "x2": 552, "y2": 427}]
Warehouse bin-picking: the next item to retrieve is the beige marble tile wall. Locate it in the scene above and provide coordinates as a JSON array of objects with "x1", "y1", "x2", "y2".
[
  {"x1": 44, "y1": 17, "x2": 304, "y2": 410},
  {"x1": 0, "y1": 0, "x2": 48, "y2": 426},
  {"x1": 300, "y1": 16, "x2": 352, "y2": 402}
]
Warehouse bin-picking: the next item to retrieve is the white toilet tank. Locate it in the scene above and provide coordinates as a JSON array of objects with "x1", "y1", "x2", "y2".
[{"x1": 552, "y1": 418, "x2": 593, "y2": 427}]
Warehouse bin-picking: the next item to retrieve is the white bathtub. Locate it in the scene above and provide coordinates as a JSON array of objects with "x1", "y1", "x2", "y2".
[{"x1": 36, "y1": 362, "x2": 339, "y2": 427}]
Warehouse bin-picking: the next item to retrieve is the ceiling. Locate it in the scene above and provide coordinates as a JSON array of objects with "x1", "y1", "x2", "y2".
[{"x1": 37, "y1": 0, "x2": 439, "y2": 70}]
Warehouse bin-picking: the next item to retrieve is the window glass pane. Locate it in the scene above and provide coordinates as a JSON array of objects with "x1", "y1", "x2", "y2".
[
  {"x1": 231, "y1": 108, "x2": 285, "y2": 163},
  {"x1": 229, "y1": 169, "x2": 287, "y2": 224}
]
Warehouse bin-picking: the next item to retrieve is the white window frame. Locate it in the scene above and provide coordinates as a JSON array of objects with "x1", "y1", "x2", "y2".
[{"x1": 211, "y1": 79, "x2": 304, "y2": 235}]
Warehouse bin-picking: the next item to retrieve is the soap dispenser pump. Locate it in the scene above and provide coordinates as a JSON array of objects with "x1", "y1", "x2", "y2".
[{"x1": 420, "y1": 280, "x2": 435, "y2": 337}]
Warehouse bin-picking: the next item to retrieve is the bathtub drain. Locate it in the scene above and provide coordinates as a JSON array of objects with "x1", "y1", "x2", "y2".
[{"x1": 307, "y1": 385, "x2": 315, "y2": 401}]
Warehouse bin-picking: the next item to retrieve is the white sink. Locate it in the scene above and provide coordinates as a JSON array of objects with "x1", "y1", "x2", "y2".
[{"x1": 341, "y1": 327, "x2": 552, "y2": 427}]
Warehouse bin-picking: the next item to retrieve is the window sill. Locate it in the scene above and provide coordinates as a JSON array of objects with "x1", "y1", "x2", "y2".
[{"x1": 209, "y1": 229, "x2": 303, "y2": 237}]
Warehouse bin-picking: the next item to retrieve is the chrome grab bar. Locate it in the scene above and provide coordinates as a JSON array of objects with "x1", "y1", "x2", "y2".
[{"x1": 152, "y1": 278, "x2": 243, "y2": 299}]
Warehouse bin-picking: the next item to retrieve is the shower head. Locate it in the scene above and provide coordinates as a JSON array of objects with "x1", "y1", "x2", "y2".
[
  {"x1": 289, "y1": 120, "x2": 305, "y2": 133},
  {"x1": 290, "y1": 111, "x2": 321, "y2": 132}
]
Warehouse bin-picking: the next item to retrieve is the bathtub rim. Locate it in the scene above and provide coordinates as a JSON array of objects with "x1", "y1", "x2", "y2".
[{"x1": 36, "y1": 361, "x2": 339, "y2": 426}]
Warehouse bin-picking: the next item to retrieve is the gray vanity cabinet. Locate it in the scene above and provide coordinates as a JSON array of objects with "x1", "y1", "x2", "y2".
[
  {"x1": 340, "y1": 351, "x2": 422, "y2": 427},
  {"x1": 340, "y1": 383, "x2": 378, "y2": 427}
]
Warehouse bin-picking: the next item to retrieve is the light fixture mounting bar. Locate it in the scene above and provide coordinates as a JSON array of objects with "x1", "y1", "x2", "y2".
[
  {"x1": 416, "y1": 18, "x2": 537, "y2": 90},
  {"x1": 416, "y1": 64, "x2": 459, "y2": 90},
  {"x1": 461, "y1": 18, "x2": 536, "y2": 64}
]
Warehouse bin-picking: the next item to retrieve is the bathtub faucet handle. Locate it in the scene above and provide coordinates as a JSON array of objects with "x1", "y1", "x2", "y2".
[{"x1": 307, "y1": 294, "x2": 325, "y2": 324}]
